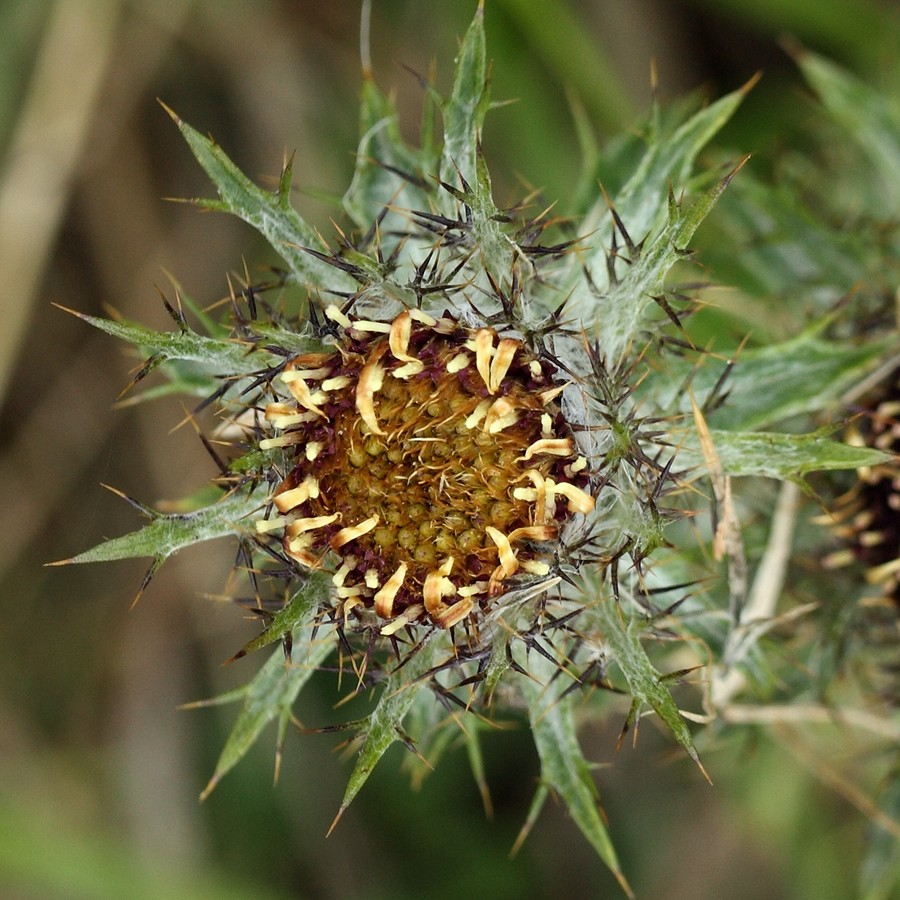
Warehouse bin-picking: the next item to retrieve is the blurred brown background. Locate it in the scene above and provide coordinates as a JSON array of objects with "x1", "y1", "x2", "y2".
[{"x1": 2, "y1": 1, "x2": 897, "y2": 897}]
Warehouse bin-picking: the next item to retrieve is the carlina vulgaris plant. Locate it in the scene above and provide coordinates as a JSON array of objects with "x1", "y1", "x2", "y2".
[{"x1": 54, "y1": 4, "x2": 899, "y2": 893}]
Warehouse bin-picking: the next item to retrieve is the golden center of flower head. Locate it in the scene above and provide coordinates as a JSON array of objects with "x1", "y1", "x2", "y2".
[{"x1": 256, "y1": 306, "x2": 594, "y2": 631}]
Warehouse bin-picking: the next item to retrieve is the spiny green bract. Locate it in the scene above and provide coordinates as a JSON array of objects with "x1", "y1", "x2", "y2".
[{"x1": 61, "y1": 8, "x2": 896, "y2": 896}]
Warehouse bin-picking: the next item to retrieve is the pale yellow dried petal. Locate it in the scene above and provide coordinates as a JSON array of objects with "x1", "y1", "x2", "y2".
[
  {"x1": 408, "y1": 308, "x2": 437, "y2": 326},
  {"x1": 445, "y1": 351, "x2": 470, "y2": 374},
  {"x1": 484, "y1": 397, "x2": 519, "y2": 434},
  {"x1": 508, "y1": 524, "x2": 557, "y2": 542},
  {"x1": 321, "y1": 375, "x2": 352, "y2": 392},
  {"x1": 273, "y1": 476, "x2": 319, "y2": 513},
  {"x1": 523, "y1": 437, "x2": 575, "y2": 459},
  {"x1": 489, "y1": 338, "x2": 518, "y2": 392},
  {"x1": 324, "y1": 304, "x2": 352, "y2": 328},
  {"x1": 351, "y1": 320, "x2": 393, "y2": 334},
  {"x1": 392, "y1": 360, "x2": 425, "y2": 379},
  {"x1": 430, "y1": 597, "x2": 473, "y2": 629},
  {"x1": 332, "y1": 557, "x2": 356, "y2": 587},
  {"x1": 389, "y1": 310, "x2": 412, "y2": 359},
  {"x1": 364, "y1": 568, "x2": 380, "y2": 589},
  {"x1": 356, "y1": 357, "x2": 385, "y2": 435},
  {"x1": 259, "y1": 432, "x2": 306, "y2": 450},
  {"x1": 379, "y1": 602, "x2": 423, "y2": 635},
  {"x1": 331, "y1": 515, "x2": 379, "y2": 549},
  {"x1": 486, "y1": 526, "x2": 518, "y2": 577},
  {"x1": 539, "y1": 384, "x2": 567, "y2": 405},
  {"x1": 474, "y1": 329, "x2": 495, "y2": 392},
  {"x1": 464, "y1": 398, "x2": 492, "y2": 429},
  {"x1": 423, "y1": 557, "x2": 456, "y2": 620},
  {"x1": 373, "y1": 562, "x2": 407, "y2": 619},
  {"x1": 255, "y1": 515, "x2": 291, "y2": 534},
  {"x1": 280, "y1": 375, "x2": 327, "y2": 418},
  {"x1": 285, "y1": 513, "x2": 339, "y2": 536},
  {"x1": 554, "y1": 481, "x2": 595, "y2": 514}
]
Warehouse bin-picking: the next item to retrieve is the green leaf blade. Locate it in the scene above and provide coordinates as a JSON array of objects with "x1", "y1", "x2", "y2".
[
  {"x1": 57, "y1": 490, "x2": 263, "y2": 566},
  {"x1": 589, "y1": 597, "x2": 704, "y2": 772},
  {"x1": 200, "y1": 618, "x2": 335, "y2": 799},
  {"x1": 520, "y1": 652, "x2": 632, "y2": 897},
  {"x1": 439, "y1": 5, "x2": 489, "y2": 190},
  {"x1": 335, "y1": 637, "x2": 443, "y2": 823},
  {"x1": 682, "y1": 428, "x2": 894, "y2": 481},
  {"x1": 164, "y1": 105, "x2": 355, "y2": 291}
]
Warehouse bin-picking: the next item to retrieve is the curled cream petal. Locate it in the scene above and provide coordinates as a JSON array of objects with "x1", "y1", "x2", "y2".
[
  {"x1": 489, "y1": 338, "x2": 518, "y2": 393},
  {"x1": 408, "y1": 308, "x2": 437, "y2": 326},
  {"x1": 523, "y1": 437, "x2": 575, "y2": 459},
  {"x1": 554, "y1": 481, "x2": 595, "y2": 514},
  {"x1": 380, "y1": 602, "x2": 424, "y2": 635},
  {"x1": 281, "y1": 376, "x2": 327, "y2": 418},
  {"x1": 484, "y1": 397, "x2": 519, "y2": 434},
  {"x1": 429, "y1": 597, "x2": 473, "y2": 629},
  {"x1": 285, "y1": 513, "x2": 339, "y2": 537},
  {"x1": 351, "y1": 320, "x2": 393, "y2": 334},
  {"x1": 485, "y1": 526, "x2": 518, "y2": 577},
  {"x1": 273, "y1": 476, "x2": 320, "y2": 513},
  {"x1": 324, "y1": 304, "x2": 352, "y2": 328},
  {"x1": 446, "y1": 351, "x2": 470, "y2": 374},
  {"x1": 364, "y1": 568, "x2": 380, "y2": 589},
  {"x1": 464, "y1": 398, "x2": 492, "y2": 429},
  {"x1": 255, "y1": 515, "x2": 292, "y2": 534},
  {"x1": 332, "y1": 557, "x2": 356, "y2": 587},
  {"x1": 321, "y1": 375, "x2": 352, "y2": 392},
  {"x1": 520, "y1": 559, "x2": 551, "y2": 576},
  {"x1": 388, "y1": 311, "x2": 425, "y2": 378},
  {"x1": 389, "y1": 310, "x2": 412, "y2": 359},
  {"x1": 373, "y1": 561, "x2": 407, "y2": 619},
  {"x1": 539, "y1": 384, "x2": 567, "y2": 405},
  {"x1": 356, "y1": 357, "x2": 385, "y2": 435},
  {"x1": 423, "y1": 557, "x2": 456, "y2": 621},
  {"x1": 473, "y1": 329, "x2": 495, "y2": 392},
  {"x1": 508, "y1": 524, "x2": 557, "y2": 543},
  {"x1": 330, "y1": 515, "x2": 379, "y2": 549},
  {"x1": 259, "y1": 433, "x2": 306, "y2": 450}
]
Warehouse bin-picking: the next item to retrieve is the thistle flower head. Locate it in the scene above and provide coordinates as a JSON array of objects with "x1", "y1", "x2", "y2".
[
  {"x1": 826, "y1": 370, "x2": 900, "y2": 605},
  {"x1": 255, "y1": 305, "x2": 593, "y2": 631}
]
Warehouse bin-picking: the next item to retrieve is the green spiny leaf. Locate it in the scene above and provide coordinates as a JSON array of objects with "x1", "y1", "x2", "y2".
[
  {"x1": 55, "y1": 489, "x2": 263, "y2": 566},
  {"x1": 229, "y1": 571, "x2": 333, "y2": 661},
  {"x1": 681, "y1": 428, "x2": 895, "y2": 481},
  {"x1": 162, "y1": 103, "x2": 356, "y2": 291},
  {"x1": 519, "y1": 651, "x2": 632, "y2": 897},
  {"x1": 440, "y1": 4, "x2": 489, "y2": 190},
  {"x1": 332, "y1": 636, "x2": 443, "y2": 827},
  {"x1": 572, "y1": 78, "x2": 753, "y2": 296},
  {"x1": 646, "y1": 330, "x2": 895, "y2": 431},
  {"x1": 576, "y1": 159, "x2": 746, "y2": 362},
  {"x1": 344, "y1": 77, "x2": 434, "y2": 232},
  {"x1": 589, "y1": 595, "x2": 704, "y2": 773},
  {"x1": 194, "y1": 617, "x2": 335, "y2": 799},
  {"x1": 60, "y1": 305, "x2": 279, "y2": 375}
]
